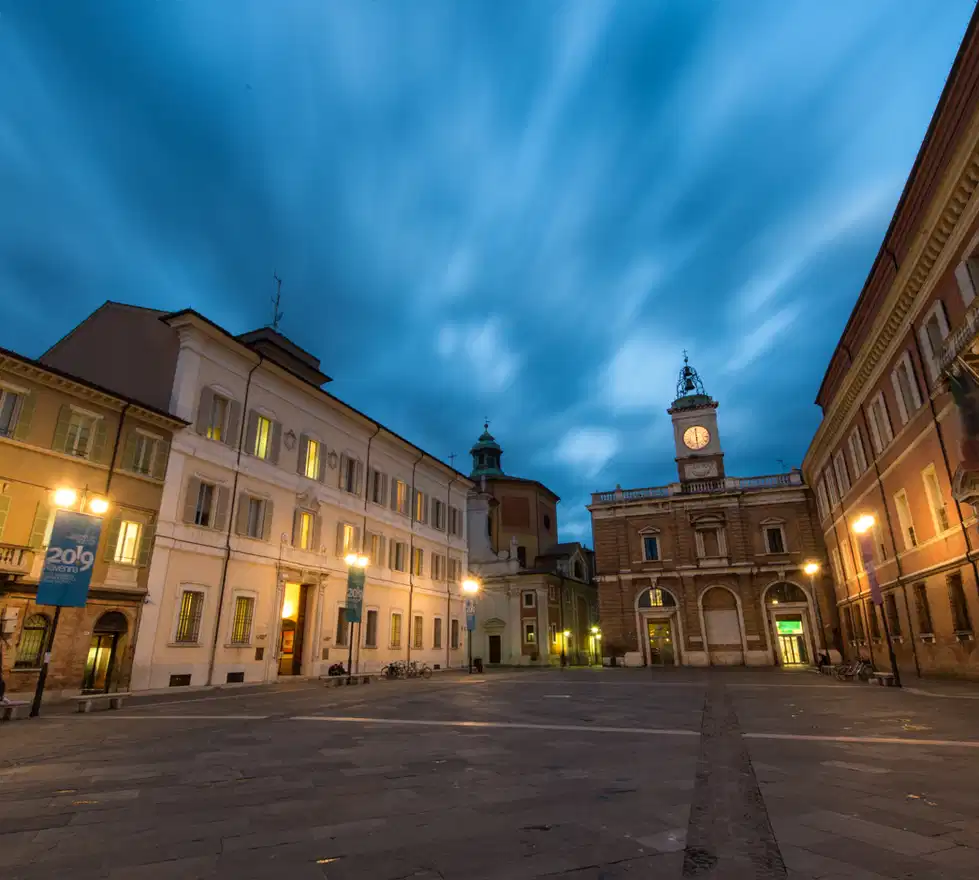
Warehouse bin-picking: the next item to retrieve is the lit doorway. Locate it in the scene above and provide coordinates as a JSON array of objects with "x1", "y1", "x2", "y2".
[
  {"x1": 82, "y1": 611, "x2": 128, "y2": 693},
  {"x1": 278, "y1": 582, "x2": 309, "y2": 676},
  {"x1": 775, "y1": 618, "x2": 808, "y2": 666},
  {"x1": 647, "y1": 620, "x2": 676, "y2": 666}
]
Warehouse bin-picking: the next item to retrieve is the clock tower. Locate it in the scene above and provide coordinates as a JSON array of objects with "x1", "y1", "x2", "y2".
[{"x1": 669, "y1": 355, "x2": 725, "y2": 483}]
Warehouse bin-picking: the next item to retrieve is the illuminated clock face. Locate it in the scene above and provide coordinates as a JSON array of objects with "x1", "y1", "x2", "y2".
[{"x1": 683, "y1": 425, "x2": 710, "y2": 450}]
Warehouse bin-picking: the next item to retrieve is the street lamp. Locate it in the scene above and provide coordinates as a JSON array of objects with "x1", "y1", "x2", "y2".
[
  {"x1": 462, "y1": 578, "x2": 480, "y2": 673},
  {"x1": 343, "y1": 553, "x2": 369, "y2": 682},
  {"x1": 88, "y1": 496, "x2": 110, "y2": 515},
  {"x1": 851, "y1": 513, "x2": 901, "y2": 687},
  {"x1": 803, "y1": 560, "x2": 828, "y2": 666},
  {"x1": 562, "y1": 630, "x2": 571, "y2": 668},
  {"x1": 53, "y1": 487, "x2": 77, "y2": 509},
  {"x1": 590, "y1": 626, "x2": 601, "y2": 666}
]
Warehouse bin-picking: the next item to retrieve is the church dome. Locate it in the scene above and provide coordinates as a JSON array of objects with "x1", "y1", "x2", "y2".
[{"x1": 470, "y1": 422, "x2": 504, "y2": 477}]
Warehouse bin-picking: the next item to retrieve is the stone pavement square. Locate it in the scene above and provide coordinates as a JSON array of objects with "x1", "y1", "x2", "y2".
[{"x1": 1, "y1": 667, "x2": 978, "y2": 878}]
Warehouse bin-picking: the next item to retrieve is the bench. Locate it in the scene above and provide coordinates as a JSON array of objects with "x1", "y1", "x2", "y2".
[
  {"x1": 72, "y1": 692, "x2": 131, "y2": 713},
  {"x1": 871, "y1": 672, "x2": 896, "y2": 687},
  {"x1": 321, "y1": 673, "x2": 375, "y2": 687},
  {"x1": 1, "y1": 700, "x2": 30, "y2": 721}
]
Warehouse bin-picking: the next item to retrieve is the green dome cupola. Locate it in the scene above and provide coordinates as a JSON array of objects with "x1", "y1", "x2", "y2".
[{"x1": 470, "y1": 422, "x2": 504, "y2": 478}]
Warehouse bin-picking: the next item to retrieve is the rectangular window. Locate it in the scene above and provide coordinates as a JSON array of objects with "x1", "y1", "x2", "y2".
[
  {"x1": 342, "y1": 456, "x2": 358, "y2": 493},
  {"x1": 66, "y1": 411, "x2": 97, "y2": 457},
  {"x1": 131, "y1": 432, "x2": 160, "y2": 475},
  {"x1": 700, "y1": 528, "x2": 721, "y2": 557},
  {"x1": 371, "y1": 469, "x2": 386, "y2": 504},
  {"x1": 922, "y1": 465, "x2": 950, "y2": 534},
  {"x1": 517, "y1": 545, "x2": 527, "y2": 567},
  {"x1": 245, "y1": 497, "x2": 266, "y2": 539},
  {"x1": 394, "y1": 480, "x2": 409, "y2": 515},
  {"x1": 848, "y1": 427, "x2": 868, "y2": 476},
  {"x1": 867, "y1": 393, "x2": 893, "y2": 453},
  {"x1": 113, "y1": 520, "x2": 142, "y2": 565},
  {"x1": 524, "y1": 622, "x2": 536, "y2": 644},
  {"x1": 867, "y1": 601, "x2": 881, "y2": 640},
  {"x1": 297, "y1": 511, "x2": 314, "y2": 550},
  {"x1": 833, "y1": 450, "x2": 850, "y2": 495},
  {"x1": 891, "y1": 353, "x2": 922, "y2": 425},
  {"x1": 432, "y1": 499, "x2": 446, "y2": 530},
  {"x1": 0, "y1": 388, "x2": 23, "y2": 437},
  {"x1": 304, "y1": 439, "x2": 321, "y2": 480},
  {"x1": 549, "y1": 623, "x2": 558, "y2": 645},
  {"x1": 412, "y1": 547, "x2": 424, "y2": 576},
  {"x1": 338, "y1": 523, "x2": 356, "y2": 556},
  {"x1": 391, "y1": 541, "x2": 407, "y2": 572},
  {"x1": 390, "y1": 612, "x2": 403, "y2": 648},
  {"x1": 843, "y1": 606, "x2": 855, "y2": 643},
  {"x1": 413, "y1": 615, "x2": 423, "y2": 649},
  {"x1": 432, "y1": 553, "x2": 444, "y2": 580},
  {"x1": 195, "y1": 482, "x2": 215, "y2": 527},
  {"x1": 823, "y1": 466, "x2": 839, "y2": 507},
  {"x1": 765, "y1": 526, "x2": 785, "y2": 554},
  {"x1": 433, "y1": 617, "x2": 443, "y2": 649},
  {"x1": 451, "y1": 618, "x2": 460, "y2": 649},
  {"x1": 522, "y1": 591, "x2": 535, "y2": 608},
  {"x1": 368, "y1": 532, "x2": 382, "y2": 566},
  {"x1": 448, "y1": 506, "x2": 462, "y2": 536},
  {"x1": 206, "y1": 394, "x2": 229, "y2": 442},
  {"x1": 414, "y1": 490, "x2": 428, "y2": 524},
  {"x1": 894, "y1": 490, "x2": 917, "y2": 549},
  {"x1": 841, "y1": 540, "x2": 855, "y2": 579},
  {"x1": 830, "y1": 547, "x2": 843, "y2": 585},
  {"x1": 914, "y1": 582, "x2": 933, "y2": 634},
  {"x1": 364, "y1": 609, "x2": 378, "y2": 648},
  {"x1": 175, "y1": 590, "x2": 205, "y2": 643},
  {"x1": 853, "y1": 604, "x2": 866, "y2": 641},
  {"x1": 253, "y1": 415, "x2": 272, "y2": 459},
  {"x1": 872, "y1": 517, "x2": 888, "y2": 562},
  {"x1": 335, "y1": 607, "x2": 349, "y2": 647},
  {"x1": 230, "y1": 596, "x2": 255, "y2": 645},
  {"x1": 920, "y1": 304, "x2": 949, "y2": 382},
  {"x1": 884, "y1": 593, "x2": 901, "y2": 637},
  {"x1": 948, "y1": 572, "x2": 972, "y2": 632}
]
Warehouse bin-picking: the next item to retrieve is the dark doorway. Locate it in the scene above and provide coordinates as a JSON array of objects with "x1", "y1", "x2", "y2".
[
  {"x1": 488, "y1": 634, "x2": 502, "y2": 664},
  {"x1": 82, "y1": 611, "x2": 128, "y2": 692}
]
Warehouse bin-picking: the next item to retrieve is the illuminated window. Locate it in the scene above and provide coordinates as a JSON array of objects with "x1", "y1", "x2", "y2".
[
  {"x1": 412, "y1": 547, "x2": 424, "y2": 576},
  {"x1": 368, "y1": 532, "x2": 381, "y2": 566},
  {"x1": 297, "y1": 511, "x2": 314, "y2": 550},
  {"x1": 230, "y1": 596, "x2": 255, "y2": 645},
  {"x1": 113, "y1": 520, "x2": 142, "y2": 565},
  {"x1": 253, "y1": 415, "x2": 272, "y2": 459},
  {"x1": 175, "y1": 590, "x2": 205, "y2": 643},
  {"x1": 413, "y1": 615, "x2": 423, "y2": 649},
  {"x1": 304, "y1": 439, "x2": 321, "y2": 480},
  {"x1": 206, "y1": 395, "x2": 229, "y2": 442},
  {"x1": 394, "y1": 480, "x2": 409, "y2": 515},
  {"x1": 390, "y1": 613, "x2": 403, "y2": 648},
  {"x1": 14, "y1": 614, "x2": 49, "y2": 668},
  {"x1": 524, "y1": 622, "x2": 536, "y2": 644},
  {"x1": 338, "y1": 523, "x2": 356, "y2": 556}
]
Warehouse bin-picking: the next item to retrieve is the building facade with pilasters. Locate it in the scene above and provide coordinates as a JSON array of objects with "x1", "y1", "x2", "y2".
[
  {"x1": 42, "y1": 303, "x2": 471, "y2": 690},
  {"x1": 590, "y1": 360, "x2": 834, "y2": 669},
  {"x1": 804, "y1": 10, "x2": 979, "y2": 681}
]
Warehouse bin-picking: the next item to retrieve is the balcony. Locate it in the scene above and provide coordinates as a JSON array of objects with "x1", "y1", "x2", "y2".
[
  {"x1": 0, "y1": 544, "x2": 35, "y2": 577},
  {"x1": 591, "y1": 471, "x2": 804, "y2": 506},
  {"x1": 941, "y1": 296, "x2": 979, "y2": 375}
]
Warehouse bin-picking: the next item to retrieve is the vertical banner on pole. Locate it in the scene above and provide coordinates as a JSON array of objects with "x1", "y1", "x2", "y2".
[
  {"x1": 35, "y1": 511, "x2": 103, "y2": 608},
  {"x1": 465, "y1": 597, "x2": 476, "y2": 632},
  {"x1": 345, "y1": 568, "x2": 365, "y2": 623}
]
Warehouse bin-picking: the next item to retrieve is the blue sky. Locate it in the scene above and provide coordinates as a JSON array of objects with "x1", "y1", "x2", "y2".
[{"x1": 0, "y1": 1, "x2": 974, "y2": 543}]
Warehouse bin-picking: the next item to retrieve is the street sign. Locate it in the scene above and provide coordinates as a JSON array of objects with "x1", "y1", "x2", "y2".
[
  {"x1": 464, "y1": 597, "x2": 476, "y2": 632},
  {"x1": 345, "y1": 568, "x2": 365, "y2": 624},
  {"x1": 854, "y1": 532, "x2": 883, "y2": 606},
  {"x1": 36, "y1": 511, "x2": 102, "y2": 608}
]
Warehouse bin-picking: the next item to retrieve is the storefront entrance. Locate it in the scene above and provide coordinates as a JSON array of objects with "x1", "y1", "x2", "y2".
[
  {"x1": 82, "y1": 611, "x2": 128, "y2": 693},
  {"x1": 647, "y1": 620, "x2": 675, "y2": 666},
  {"x1": 278, "y1": 582, "x2": 309, "y2": 676},
  {"x1": 775, "y1": 618, "x2": 808, "y2": 666}
]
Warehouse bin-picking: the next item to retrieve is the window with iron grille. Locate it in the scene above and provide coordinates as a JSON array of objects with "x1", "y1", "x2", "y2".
[
  {"x1": 450, "y1": 618, "x2": 460, "y2": 649},
  {"x1": 390, "y1": 613, "x2": 403, "y2": 648},
  {"x1": 413, "y1": 615, "x2": 423, "y2": 649},
  {"x1": 14, "y1": 614, "x2": 49, "y2": 668},
  {"x1": 433, "y1": 617, "x2": 443, "y2": 649},
  {"x1": 914, "y1": 583, "x2": 933, "y2": 634},
  {"x1": 948, "y1": 572, "x2": 972, "y2": 632},
  {"x1": 175, "y1": 590, "x2": 205, "y2": 643},
  {"x1": 230, "y1": 596, "x2": 255, "y2": 645}
]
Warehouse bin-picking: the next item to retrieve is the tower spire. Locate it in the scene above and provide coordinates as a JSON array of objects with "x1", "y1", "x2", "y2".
[{"x1": 469, "y1": 421, "x2": 504, "y2": 478}]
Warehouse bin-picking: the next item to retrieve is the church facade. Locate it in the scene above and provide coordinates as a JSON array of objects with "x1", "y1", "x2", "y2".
[{"x1": 588, "y1": 360, "x2": 838, "y2": 668}]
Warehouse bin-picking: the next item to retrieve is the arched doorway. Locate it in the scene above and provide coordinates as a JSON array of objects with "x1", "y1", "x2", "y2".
[
  {"x1": 82, "y1": 611, "x2": 128, "y2": 693},
  {"x1": 700, "y1": 587, "x2": 745, "y2": 665},
  {"x1": 764, "y1": 581, "x2": 814, "y2": 666},
  {"x1": 637, "y1": 587, "x2": 679, "y2": 666}
]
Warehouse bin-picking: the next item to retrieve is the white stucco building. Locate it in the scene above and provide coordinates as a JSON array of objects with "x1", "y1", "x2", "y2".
[{"x1": 42, "y1": 303, "x2": 471, "y2": 689}]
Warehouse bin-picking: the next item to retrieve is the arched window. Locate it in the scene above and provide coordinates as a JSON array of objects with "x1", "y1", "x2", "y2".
[
  {"x1": 15, "y1": 614, "x2": 50, "y2": 668},
  {"x1": 638, "y1": 588, "x2": 676, "y2": 609},
  {"x1": 766, "y1": 582, "x2": 807, "y2": 605}
]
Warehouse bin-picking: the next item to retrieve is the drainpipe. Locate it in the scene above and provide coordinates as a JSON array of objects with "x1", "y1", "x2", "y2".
[
  {"x1": 444, "y1": 473, "x2": 460, "y2": 670},
  {"x1": 206, "y1": 357, "x2": 262, "y2": 686},
  {"x1": 104, "y1": 403, "x2": 129, "y2": 497},
  {"x1": 405, "y1": 451, "x2": 425, "y2": 663}
]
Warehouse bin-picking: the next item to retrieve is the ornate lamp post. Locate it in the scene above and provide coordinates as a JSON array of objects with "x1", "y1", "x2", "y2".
[
  {"x1": 852, "y1": 514, "x2": 901, "y2": 687},
  {"x1": 803, "y1": 561, "x2": 827, "y2": 664},
  {"x1": 462, "y1": 578, "x2": 480, "y2": 673}
]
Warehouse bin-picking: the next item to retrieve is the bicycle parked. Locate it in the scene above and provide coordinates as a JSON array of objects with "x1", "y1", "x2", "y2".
[
  {"x1": 380, "y1": 660, "x2": 433, "y2": 680},
  {"x1": 834, "y1": 658, "x2": 874, "y2": 682}
]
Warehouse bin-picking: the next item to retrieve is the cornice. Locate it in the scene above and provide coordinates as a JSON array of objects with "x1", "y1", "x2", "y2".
[{"x1": 805, "y1": 107, "x2": 979, "y2": 475}]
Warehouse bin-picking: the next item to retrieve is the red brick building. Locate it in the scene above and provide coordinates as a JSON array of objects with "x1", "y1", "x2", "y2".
[
  {"x1": 589, "y1": 360, "x2": 833, "y2": 668},
  {"x1": 803, "y1": 11, "x2": 979, "y2": 681}
]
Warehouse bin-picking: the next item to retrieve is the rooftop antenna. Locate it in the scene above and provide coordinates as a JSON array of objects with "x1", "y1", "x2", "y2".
[
  {"x1": 448, "y1": 453, "x2": 457, "y2": 468},
  {"x1": 270, "y1": 271, "x2": 284, "y2": 331}
]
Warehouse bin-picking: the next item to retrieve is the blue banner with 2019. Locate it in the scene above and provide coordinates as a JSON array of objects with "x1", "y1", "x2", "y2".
[{"x1": 35, "y1": 510, "x2": 103, "y2": 608}]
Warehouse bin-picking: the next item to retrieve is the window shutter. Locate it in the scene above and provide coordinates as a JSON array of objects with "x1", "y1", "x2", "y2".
[
  {"x1": 51, "y1": 404, "x2": 72, "y2": 453},
  {"x1": 29, "y1": 501, "x2": 51, "y2": 548},
  {"x1": 297, "y1": 434, "x2": 309, "y2": 476},
  {"x1": 121, "y1": 431, "x2": 139, "y2": 472},
  {"x1": 138, "y1": 519, "x2": 156, "y2": 567},
  {"x1": 235, "y1": 493, "x2": 249, "y2": 535},
  {"x1": 292, "y1": 508, "x2": 302, "y2": 547},
  {"x1": 378, "y1": 536, "x2": 387, "y2": 567},
  {"x1": 225, "y1": 400, "x2": 242, "y2": 448},
  {"x1": 311, "y1": 514, "x2": 322, "y2": 552},
  {"x1": 413, "y1": 488, "x2": 420, "y2": 521},
  {"x1": 390, "y1": 479, "x2": 398, "y2": 511},
  {"x1": 90, "y1": 418, "x2": 109, "y2": 463},
  {"x1": 183, "y1": 477, "x2": 201, "y2": 524},
  {"x1": 262, "y1": 500, "x2": 274, "y2": 541},
  {"x1": 339, "y1": 453, "x2": 349, "y2": 489},
  {"x1": 0, "y1": 494, "x2": 9, "y2": 540},
  {"x1": 214, "y1": 486, "x2": 231, "y2": 531},
  {"x1": 380, "y1": 473, "x2": 389, "y2": 505},
  {"x1": 353, "y1": 525, "x2": 362, "y2": 551},
  {"x1": 354, "y1": 460, "x2": 364, "y2": 496},
  {"x1": 196, "y1": 387, "x2": 214, "y2": 435},
  {"x1": 955, "y1": 260, "x2": 977, "y2": 307},
  {"x1": 151, "y1": 438, "x2": 170, "y2": 480},
  {"x1": 269, "y1": 420, "x2": 282, "y2": 464},
  {"x1": 389, "y1": 539, "x2": 396, "y2": 568},
  {"x1": 918, "y1": 324, "x2": 937, "y2": 382},
  {"x1": 335, "y1": 521, "x2": 345, "y2": 556},
  {"x1": 908, "y1": 362, "x2": 923, "y2": 411},
  {"x1": 102, "y1": 514, "x2": 123, "y2": 562},
  {"x1": 12, "y1": 392, "x2": 35, "y2": 442},
  {"x1": 890, "y1": 370, "x2": 909, "y2": 426},
  {"x1": 316, "y1": 447, "x2": 326, "y2": 483},
  {"x1": 244, "y1": 410, "x2": 259, "y2": 456}
]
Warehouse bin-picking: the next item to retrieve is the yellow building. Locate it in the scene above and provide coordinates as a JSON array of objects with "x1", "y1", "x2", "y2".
[{"x1": 0, "y1": 346, "x2": 184, "y2": 700}]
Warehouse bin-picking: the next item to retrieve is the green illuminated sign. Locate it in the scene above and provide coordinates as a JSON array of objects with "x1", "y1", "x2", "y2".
[{"x1": 776, "y1": 620, "x2": 803, "y2": 635}]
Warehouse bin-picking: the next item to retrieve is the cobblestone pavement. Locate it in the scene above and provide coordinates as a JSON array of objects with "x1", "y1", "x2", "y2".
[{"x1": 2, "y1": 668, "x2": 978, "y2": 879}]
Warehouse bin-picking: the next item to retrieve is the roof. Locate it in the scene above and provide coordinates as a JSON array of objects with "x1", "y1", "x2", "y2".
[
  {"x1": 537, "y1": 542, "x2": 584, "y2": 558},
  {"x1": 0, "y1": 344, "x2": 188, "y2": 426},
  {"x1": 160, "y1": 308, "x2": 473, "y2": 485},
  {"x1": 479, "y1": 473, "x2": 561, "y2": 502}
]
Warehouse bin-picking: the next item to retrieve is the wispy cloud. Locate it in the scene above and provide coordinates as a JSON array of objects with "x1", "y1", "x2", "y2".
[
  {"x1": 437, "y1": 317, "x2": 521, "y2": 393},
  {"x1": 553, "y1": 427, "x2": 621, "y2": 480}
]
